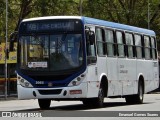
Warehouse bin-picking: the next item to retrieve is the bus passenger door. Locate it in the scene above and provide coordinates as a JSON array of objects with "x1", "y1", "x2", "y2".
[{"x1": 85, "y1": 26, "x2": 99, "y2": 98}]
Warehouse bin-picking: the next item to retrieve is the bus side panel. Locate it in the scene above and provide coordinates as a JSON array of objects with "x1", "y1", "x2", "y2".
[
  {"x1": 118, "y1": 58, "x2": 136, "y2": 95},
  {"x1": 152, "y1": 61, "x2": 159, "y2": 90},
  {"x1": 153, "y1": 61, "x2": 159, "y2": 89},
  {"x1": 106, "y1": 57, "x2": 121, "y2": 96},
  {"x1": 137, "y1": 60, "x2": 154, "y2": 93},
  {"x1": 86, "y1": 65, "x2": 99, "y2": 98},
  {"x1": 97, "y1": 57, "x2": 108, "y2": 79}
]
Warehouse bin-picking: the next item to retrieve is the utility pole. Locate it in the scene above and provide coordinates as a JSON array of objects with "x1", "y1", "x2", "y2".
[
  {"x1": 5, "y1": 0, "x2": 8, "y2": 100},
  {"x1": 148, "y1": 0, "x2": 150, "y2": 29},
  {"x1": 79, "y1": 0, "x2": 82, "y2": 16}
]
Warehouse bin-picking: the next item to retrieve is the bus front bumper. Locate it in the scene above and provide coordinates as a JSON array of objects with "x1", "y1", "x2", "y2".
[{"x1": 17, "y1": 83, "x2": 88, "y2": 100}]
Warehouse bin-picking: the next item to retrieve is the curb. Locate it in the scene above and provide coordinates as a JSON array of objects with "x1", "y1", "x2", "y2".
[{"x1": 0, "y1": 96, "x2": 18, "y2": 101}]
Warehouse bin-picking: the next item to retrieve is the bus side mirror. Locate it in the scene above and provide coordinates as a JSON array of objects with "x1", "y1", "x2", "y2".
[
  {"x1": 86, "y1": 30, "x2": 95, "y2": 45},
  {"x1": 10, "y1": 32, "x2": 17, "y2": 51},
  {"x1": 89, "y1": 31, "x2": 95, "y2": 45}
]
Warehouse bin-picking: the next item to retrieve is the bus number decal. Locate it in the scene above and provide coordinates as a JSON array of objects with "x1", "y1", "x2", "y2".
[
  {"x1": 153, "y1": 62, "x2": 158, "y2": 67},
  {"x1": 36, "y1": 81, "x2": 44, "y2": 84}
]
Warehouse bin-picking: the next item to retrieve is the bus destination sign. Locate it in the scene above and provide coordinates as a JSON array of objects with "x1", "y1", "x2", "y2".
[
  {"x1": 27, "y1": 21, "x2": 75, "y2": 32},
  {"x1": 19, "y1": 19, "x2": 82, "y2": 34}
]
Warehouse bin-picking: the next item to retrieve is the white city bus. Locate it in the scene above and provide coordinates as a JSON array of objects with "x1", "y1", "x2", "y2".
[{"x1": 11, "y1": 16, "x2": 159, "y2": 109}]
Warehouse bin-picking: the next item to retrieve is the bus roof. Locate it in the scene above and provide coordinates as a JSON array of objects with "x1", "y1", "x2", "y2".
[
  {"x1": 82, "y1": 17, "x2": 155, "y2": 36},
  {"x1": 22, "y1": 16, "x2": 82, "y2": 22},
  {"x1": 22, "y1": 16, "x2": 155, "y2": 36}
]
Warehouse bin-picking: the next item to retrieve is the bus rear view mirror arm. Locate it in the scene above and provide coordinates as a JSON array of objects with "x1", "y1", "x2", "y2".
[{"x1": 86, "y1": 30, "x2": 95, "y2": 45}]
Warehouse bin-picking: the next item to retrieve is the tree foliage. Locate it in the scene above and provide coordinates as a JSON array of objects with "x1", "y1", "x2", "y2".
[{"x1": 0, "y1": 0, "x2": 160, "y2": 43}]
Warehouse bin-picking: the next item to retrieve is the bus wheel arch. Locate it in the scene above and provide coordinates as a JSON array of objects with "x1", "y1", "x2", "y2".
[
  {"x1": 137, "y1": 75, "x2": 145, "y2": 103},
  {"x1": 82, "y1": 75, "x2": 108, "y2": 108},
  {"x1": 93, "y1": 75, "x2": 108, "y2": 107},
  {"x1": 125, "y1": 75, "x2": 144, "y2": 104},
  {"x1": 138, "y1": 75, "x2": 145, "y2": 94},
  {"x1": 100, "y1": 75, "x2": 108, "y2": 98}
]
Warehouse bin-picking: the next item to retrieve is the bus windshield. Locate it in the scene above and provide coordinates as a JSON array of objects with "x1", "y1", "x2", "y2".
[{"x1": 19, "y1": 34, "x2": 83, "y2": 71}]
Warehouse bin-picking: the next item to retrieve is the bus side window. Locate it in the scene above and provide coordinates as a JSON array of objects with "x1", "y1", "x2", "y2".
[
  {"x1": 151, "y1": 37, "x2": 157, "y2": 60},
  {"x1": 86, "y1": 30, "x2": 97, "y2": 64},
  {"x1": 125, "y1": 32, "x2": 134, "y2": 58},
  {"x1": 96, "y1": 27, "x2": 105, "y2": 56},
  {"x1": 116, "y1": 31, "x2": 125, "y2": 57},
  {"x1": 144, "y1": 36, "x2": 151, "y2": 60},
  {"x1": 105, "y1": 29, "x2": 115, "y2": 57},
  {"x1": 135, "y1": 34, "x2": 143, "y2": 59}
]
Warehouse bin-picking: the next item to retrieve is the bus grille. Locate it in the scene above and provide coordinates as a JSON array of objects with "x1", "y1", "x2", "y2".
[
  {"x1": 29, "y1": 74, "x2": 71, "y2": 81},
  {"x1": 35, "y1": 83, "x2": 67, "y2": 88},
  {"x1": 38, "y1": 89, "x2": 62, "y2": 95}
]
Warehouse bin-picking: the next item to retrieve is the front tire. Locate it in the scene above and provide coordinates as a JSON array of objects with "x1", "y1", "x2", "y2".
[
  {"x1": 93, "y1": 84, "x2": 104, "y2": 108},
  {"x1": 82, "y1": 84, "x2": 104, "y2": 108},
  {"x1": 38, "y1": 99, "x2": 51, "y2": 109}
]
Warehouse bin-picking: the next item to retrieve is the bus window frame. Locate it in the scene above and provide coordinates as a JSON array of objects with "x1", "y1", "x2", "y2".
[
  {"x1": 150, "y1": 36, "x2": 157, "y2": 60},
  {"x1": 115, "y1": 30, "x2": 126, "y2": 58},
  {"x1": 143, "y1": 35, "x2": 152, "y2": 60},
  {"x1": 125, "y1": 32, "x2": 135, "y2": 59},
  {"x1": 85, "y1": 25, "x2": 97, "y2": 65},
  {"x1": 104, "y1": 28, "x2": 116, "y2": 57},
  {"x1": 134, "y1": 33, "x2": 143, "y2": 59},
  {"x1": 95, "y1": 27, "x2": 106, "y2": 57}
]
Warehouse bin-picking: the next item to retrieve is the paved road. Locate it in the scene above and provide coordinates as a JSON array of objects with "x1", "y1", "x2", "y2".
[
  {"x1": 0, "y1": 94, "x2": 160, "y2": 120},
  {"x1": 0, "y1": 94, "x2": 160, "y2": 111}
]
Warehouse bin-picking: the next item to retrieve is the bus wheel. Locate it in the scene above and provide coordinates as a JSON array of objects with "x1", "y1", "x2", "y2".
[
  {"x1": 38, "y1": 99, "x2": 51, "y2": 109},
  {"x1": 125, "y1": 81, "x2": 144, "y2": 104},
  {"x1": 82, "y1": 84, "x2": 104, "y2": 108},
  {"x1": 135, "y1": 81, "x2": 144, "y2": 104},
  {"x1": 93, "y1": 84, "x2": 104, "y2": 108}
]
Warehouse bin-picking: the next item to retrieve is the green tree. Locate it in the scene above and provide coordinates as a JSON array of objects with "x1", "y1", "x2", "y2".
[
  {"x1": 0, "y1": 0, "x2": 6, "y2": 38},
  {"x1": 0, "y1": 0, "x2": 160, "y2": 44}
]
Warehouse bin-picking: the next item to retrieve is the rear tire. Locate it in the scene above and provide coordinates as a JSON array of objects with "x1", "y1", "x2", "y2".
[
  {"x1": 38, "y1": 99, "x2": 51, "y2": 109},
  {"x1": 135, "y1": 81, "x2": 144, "y2": 103},
  {"x1": 125, "y1": 81, "x2": 144, "y2": 104}
]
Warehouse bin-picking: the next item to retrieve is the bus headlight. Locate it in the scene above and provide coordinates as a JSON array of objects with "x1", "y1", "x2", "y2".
[
  {"x1": 68, "y1": 74, "x2": 86, "y2": 87},
  {"x1": 18, "y1": 78, "x2": 33, "y2": 88}
]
